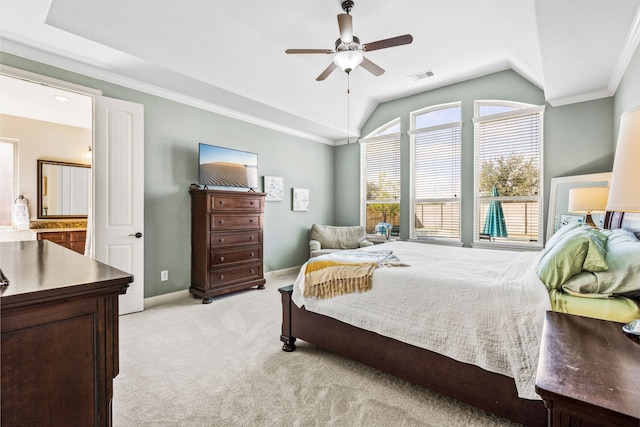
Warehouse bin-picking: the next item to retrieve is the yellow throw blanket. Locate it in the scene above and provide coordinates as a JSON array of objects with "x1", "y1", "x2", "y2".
[{"x1": 304, "y1": 250, "x2": 407, "y2": 299}]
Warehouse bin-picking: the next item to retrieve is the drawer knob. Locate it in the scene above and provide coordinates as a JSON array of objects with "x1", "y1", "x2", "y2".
[
  {"x1": 250, "y1": 201, "x2": 254, "y2": 205},
  {"x1": 219, "y1": 275, "x2": 224, "y2": 280},
  {"x1": 250, "y1": 252, "x2": 255, "y2": 257},
  {"x1": 249, "y1": 236, "x2": 254, "y2": 240},
  {"x1": 249, "y1": 219, "x2": 253, "y2": 223},
  {"x1": 219, "y1": 256, "x2": 225, "y2": 262},
  {"x1": 219, "y1": 238, "x2": 224, "y2": 243},
  {"x1": 250, "y1": 269, "x2": 254, "y2": 274},
  {"x1": 219, "y1": 219, "x2": 224, "y2": 224},
  {"x1": 219, "y1": 200, "x2": 224, "y2": 205}
]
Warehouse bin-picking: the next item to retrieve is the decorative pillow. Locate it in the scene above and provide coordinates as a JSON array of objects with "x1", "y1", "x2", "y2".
[
  {"x1": 536, "y1": 225, "x2": 608, "y2": 290},
  {"x1": 537, "y1": 236, "x2": 590, "y2": 290},
  {"x1": 544, "y1": 221, "x2": 584, "y2": 251},
  {"x1": 575, "y1": 227, "x2": 608, "y2": 272},
  {"x1": 562, "y1": 229, "x2": 640, "y2": 297}
]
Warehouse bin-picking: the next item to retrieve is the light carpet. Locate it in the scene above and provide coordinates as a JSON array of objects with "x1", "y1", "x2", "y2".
[{"x1": 113, "y1": 268, "x2": 523, "y2": 427}]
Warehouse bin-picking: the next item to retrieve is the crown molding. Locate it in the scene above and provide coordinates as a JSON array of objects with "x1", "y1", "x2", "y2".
[
  {"x1": 1, "y1": 37, "x2": 335, "y2": 146},
  {"x1": 608, "y1": 5, "x2": 640, "y2": 93}
]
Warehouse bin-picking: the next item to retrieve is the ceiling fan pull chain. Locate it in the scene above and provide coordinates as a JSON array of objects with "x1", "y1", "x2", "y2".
[{"x1": 347, "y1": 74, "x2": 351, "y2": 144}]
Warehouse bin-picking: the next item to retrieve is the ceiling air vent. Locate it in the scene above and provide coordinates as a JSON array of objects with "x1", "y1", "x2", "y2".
[{"x1": 409, "y1": 70, "x2": 435, "y2": 81}]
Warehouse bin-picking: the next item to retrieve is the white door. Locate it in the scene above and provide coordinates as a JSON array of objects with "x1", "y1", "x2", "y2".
[{"x1": 94, "y1": 96, "x2": 144, "y2": 314}]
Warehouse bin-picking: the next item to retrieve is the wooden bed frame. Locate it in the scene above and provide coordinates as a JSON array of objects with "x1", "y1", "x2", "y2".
[
  {"x1": 279, "y1": 212, "x2": 640, "y2": 427},
  {"x1": 279, "y1": 286, "x2": 546, "y2": 426}
]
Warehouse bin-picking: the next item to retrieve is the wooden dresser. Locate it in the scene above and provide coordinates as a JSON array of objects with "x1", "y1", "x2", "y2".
[
  {"x1": 0, "y1": 240, "x2": 132, "y2": 427},
  {"x1": 190, "y1": 188, "x2": 266, "y2": 304},
  {"x1": 36, "y1": 229, "x2": 87, "y2": 254}
]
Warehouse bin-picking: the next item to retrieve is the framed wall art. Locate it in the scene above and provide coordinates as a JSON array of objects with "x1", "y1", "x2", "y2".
[
  {"x1": 292, "y1": 188, "x2": 309, "y2": 211},
  {"x1": 264, "y1": 176, "x2": 284, "y2": 201}
]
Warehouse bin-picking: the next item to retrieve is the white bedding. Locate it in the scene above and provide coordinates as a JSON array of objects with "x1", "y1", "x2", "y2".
[{"x1": 292, "y1": 241, "x2": 551, "y2": 400}]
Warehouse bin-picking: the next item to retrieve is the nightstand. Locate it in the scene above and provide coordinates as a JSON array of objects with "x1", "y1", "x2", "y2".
[{"x1": 535, "y1": 311, "x2": 640, "y2": 426}]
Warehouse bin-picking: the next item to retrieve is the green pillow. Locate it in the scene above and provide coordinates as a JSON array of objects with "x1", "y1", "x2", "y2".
[
  {"x1": 537, "y1": 236, "x2": 589, "y2": 290},
  {"x1": 592, "y1": 229, "x2": 640, "y2": 296},
  {"x1": 575, "y1": 227, "x2": 608, "y2": 272},
  {"x1": 544, "y1": 221, "x2": 584, "y2": 251},
  {"x1": 536, "y1": 226, "x2": 608, "y2": 290}
]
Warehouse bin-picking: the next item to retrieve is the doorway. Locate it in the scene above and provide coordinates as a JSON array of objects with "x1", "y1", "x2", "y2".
[
  {"x1": 0, "y1": 71, "x2": 94, "y2": 238},
  {"x1": 0, "y1": 66, "x2": 145, "y2": 314}
]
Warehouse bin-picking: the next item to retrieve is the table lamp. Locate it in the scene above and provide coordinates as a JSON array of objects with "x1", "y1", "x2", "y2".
[
  {"x1": 606, "y1": 105, "x2": 640, "y2": 213},
  {"x1": 568, "y1": 187, "x2": 609, "y2": 227}
]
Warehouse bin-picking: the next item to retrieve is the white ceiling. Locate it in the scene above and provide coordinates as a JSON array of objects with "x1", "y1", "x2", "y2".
[
  {"x1": 1, "y1": 0, "x2": 639, "y2": 144},
  {"x1": 0, "y1": 74, "x2": 93, "y2": 128}
]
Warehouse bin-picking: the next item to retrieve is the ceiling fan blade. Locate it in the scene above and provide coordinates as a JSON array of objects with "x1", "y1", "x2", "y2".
[
  {"x1": 360, "y1": 57, "x2": 385, "y2": 76},
  {"x1": 362, "y1": 34, "x2": 413, "y2": 52},
  {"x1": 286, "y1": 49, "x2": 334, "y2": 54},
  {"x1": 316, "y1": 62, "x2": 338, "y2": 81},
  {"x1": 337, "y1": 13, "x2": 353, "y2": 43}
]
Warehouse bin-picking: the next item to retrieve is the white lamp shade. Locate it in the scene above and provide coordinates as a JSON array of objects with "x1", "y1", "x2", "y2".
[
  {"x1": 607, "y1": 105, "x2": 640, "y2": 212},
  {"x1": 568, "y1": 187, "x2": 609, "y2": 213},
  {"x1": 333, "y1": 50, "x2": 363, "y2": 72}
]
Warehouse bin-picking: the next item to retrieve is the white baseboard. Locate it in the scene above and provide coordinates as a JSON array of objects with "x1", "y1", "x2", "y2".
[
  {"x1": 142, "y1": 266, "x2": 302, "y2": 309},
  {"x1": 144, "y1": 289, "x2": 191, "y2": 309},
  {"x1": 265, "y1": 266, "x2": 301, "y2": 278}
]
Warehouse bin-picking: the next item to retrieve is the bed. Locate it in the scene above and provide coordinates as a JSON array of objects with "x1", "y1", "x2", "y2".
[{"x1": 279, "y1": 212, "x2": 640, "y2": 427}]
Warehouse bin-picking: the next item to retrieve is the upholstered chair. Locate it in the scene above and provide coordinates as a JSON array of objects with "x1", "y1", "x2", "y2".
[{"x1": 309, "y1": 224, "x2": 374, "y2": 258}]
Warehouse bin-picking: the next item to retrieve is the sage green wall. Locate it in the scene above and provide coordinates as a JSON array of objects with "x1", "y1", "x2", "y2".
[
  {"x1": 614, "y1": 43, "x2": 640, "y2": 136},
  {"x1": 335, "y1": 70, "x2": 615, "y2": 245},
  {"x1": 1, "y1": 53, "x2": 334, "y2": 298}
]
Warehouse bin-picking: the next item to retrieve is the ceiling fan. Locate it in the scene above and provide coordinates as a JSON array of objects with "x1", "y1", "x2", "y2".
[{"x1": 285, "y1": 0, "x2": 413, "y2": 81}]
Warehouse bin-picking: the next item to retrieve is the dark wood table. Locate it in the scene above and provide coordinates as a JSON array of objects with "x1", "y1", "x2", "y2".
[
  {"x1": 535, "y1": 311, "x2": 640, "y2": 427},
  {"x1": 1, "y1": 240, "x2": 133, "y2": 427}
]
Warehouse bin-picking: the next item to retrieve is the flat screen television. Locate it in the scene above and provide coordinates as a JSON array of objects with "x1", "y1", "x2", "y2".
[{"x1": 198, "y1": 143, "x2": 258, "y2": 189}]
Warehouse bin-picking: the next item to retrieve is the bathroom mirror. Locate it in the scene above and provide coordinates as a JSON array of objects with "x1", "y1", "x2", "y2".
[{"x1": 37, "y1": 159, "x2": 91, "y2": 219}]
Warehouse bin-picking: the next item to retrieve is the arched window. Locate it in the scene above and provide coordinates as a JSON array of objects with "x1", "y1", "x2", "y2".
[{"x1": 409, "y1": 102, "x2": 462, "y2": 240}]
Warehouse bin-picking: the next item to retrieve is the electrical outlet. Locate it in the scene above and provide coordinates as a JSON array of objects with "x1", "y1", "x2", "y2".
[{"x1": 161, "y1": 270, "x2": 168, "y2": 281}]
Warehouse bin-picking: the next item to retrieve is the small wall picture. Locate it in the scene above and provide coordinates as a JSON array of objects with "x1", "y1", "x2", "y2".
[
  {"x1": 264, "y1": 176, "x2": 284, "y2": 202},
  {"x1": 292, "y1": 188, "x2": 309, "y2": 211},
  {"x1": 560, "y1": 214, "x2": 584, "y2": 228}
]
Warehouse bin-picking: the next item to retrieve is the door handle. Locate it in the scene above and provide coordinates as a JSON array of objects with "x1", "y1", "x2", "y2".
[{"x1": 129, "y1": 232, "x2": 143, "y2": 238}]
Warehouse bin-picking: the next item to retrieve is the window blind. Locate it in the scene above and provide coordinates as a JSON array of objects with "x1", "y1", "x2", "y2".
[
  {"x1": 474, "y1": 104, "x2": 544, "y2": 245},
  {"x1": 475, "y1": 113, "x2": 541, "y2": 174},
  {"x1": 411, "y1": 121, "x2": 461, "y2": 239},
  {"x1": 362, "y1": 133, "x2": 401, "y2": 201},
  {"x1": 361, "y1": 131, "x2": 401, "y2": 234}
]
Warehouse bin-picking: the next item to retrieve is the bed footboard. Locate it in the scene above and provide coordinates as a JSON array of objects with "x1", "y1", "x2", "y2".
[{"x1": 278, "y1": 285, "x2": 546, "y2": 427}]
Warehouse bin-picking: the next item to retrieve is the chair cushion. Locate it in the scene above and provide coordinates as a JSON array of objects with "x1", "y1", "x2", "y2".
[{"x1": 310, "y1": 224, "x2": 367, "y2": 250}]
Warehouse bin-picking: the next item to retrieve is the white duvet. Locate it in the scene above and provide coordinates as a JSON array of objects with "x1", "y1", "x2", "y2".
[{"x1": 292, "y1": 241, "x2": 551, "y2": 400}]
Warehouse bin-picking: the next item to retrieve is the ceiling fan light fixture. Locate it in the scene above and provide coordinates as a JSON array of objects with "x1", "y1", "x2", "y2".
[{"x1": 333, "y1": 50, "x2": 363, "y2": 73}]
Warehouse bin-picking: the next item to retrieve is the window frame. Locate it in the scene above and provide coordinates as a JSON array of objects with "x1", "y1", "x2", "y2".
[
  {"x1": 0, "y1": 138, "x2": 19, "y2": 229},
  {"x1": 409, "y1": 102, "x2": 462, "y2": 243},
  {"x1": 473, "y1": 100, "x2": 545, "y2": 249},
  {"x1": 360, "y1": 118, "x2": 401, "y2": 236}
]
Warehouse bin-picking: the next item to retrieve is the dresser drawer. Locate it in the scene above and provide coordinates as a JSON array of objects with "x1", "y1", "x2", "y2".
[
  {"x1": 209, "y1": 194, "x2": 263, "y2": 212},
  {"x1": 210, "y1": 214, "x2": 261, "y2": 230},
  {"x1": 210, "y1": 231, "x2": 261, "y2": 248},
  {"x1": 210, "y1": 246, "x2": 262, "y2": 267},
  {"x1": 209, "y1": 264, "x2": 263, "y2": 287}
]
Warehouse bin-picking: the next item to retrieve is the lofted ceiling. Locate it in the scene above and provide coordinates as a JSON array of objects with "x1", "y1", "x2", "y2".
[{"x1": 1, "y1": 0, "x2": 639, "y2": 144}]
